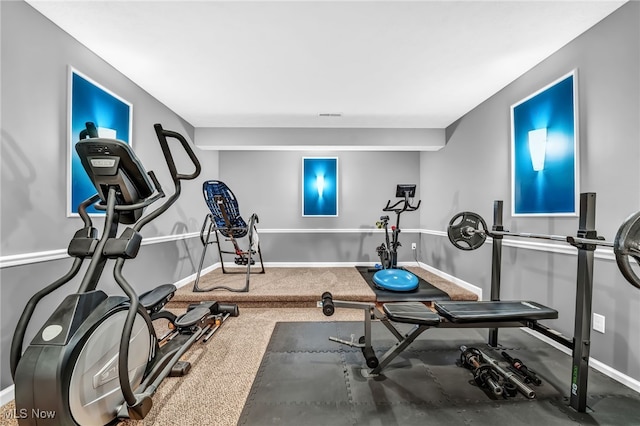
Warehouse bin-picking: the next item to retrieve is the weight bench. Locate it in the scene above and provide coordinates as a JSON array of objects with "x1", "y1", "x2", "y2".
[{"x1": 320, "y1": 293, "x2": 558, "y2": 377}]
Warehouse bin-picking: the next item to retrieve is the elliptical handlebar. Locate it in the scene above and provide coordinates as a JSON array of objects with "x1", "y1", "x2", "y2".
[
  {"x1": 10, "y1": 191, "x2": 103, "y2": 378},
  {"x1": 111, "y1": 126, "x2": 203, "y2": 414},
  {"x1": 153, "y1": 124, "x2": 201, "y2": 182},
  {"x1": 78, "y1": 194, "x2": 101, "y2": 228},
  {"x1": 132, "y1": 125, "x2": 202, "y2": 232}
]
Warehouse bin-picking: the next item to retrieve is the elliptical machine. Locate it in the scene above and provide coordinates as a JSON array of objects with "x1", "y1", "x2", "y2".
[
  {"x1": 371, "y1": 184, "x2": 421, "y2": 292},
  {"x1": 10, "y1": 123, "x2": 238, "y2": 425}
]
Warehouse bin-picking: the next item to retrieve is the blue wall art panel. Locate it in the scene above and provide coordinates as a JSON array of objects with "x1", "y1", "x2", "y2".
[
  {"x1": 68, "y1": 68, "x2": 132, "y2": 216},
  {"x1": 511, "y1": 70, "x2": 579, "y2": 216},
  {"x1": 302, "y1": 157, "x2": 338, "y2": 217}
]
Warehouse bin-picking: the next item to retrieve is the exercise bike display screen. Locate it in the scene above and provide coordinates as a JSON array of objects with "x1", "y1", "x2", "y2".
[{"x1": 395, "y1": 184, "x2": 416, "y2": 198}]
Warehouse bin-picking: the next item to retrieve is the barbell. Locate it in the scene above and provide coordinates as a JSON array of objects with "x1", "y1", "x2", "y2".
[{"x1": 447, "y1": 211, "x2": 640, "y2": 290}]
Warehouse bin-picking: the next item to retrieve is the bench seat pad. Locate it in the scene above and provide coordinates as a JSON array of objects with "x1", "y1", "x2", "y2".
[
  {"x1": 383, "y1": 302, "x2": 441, "y2": 326},
  {"x1": 434, "y1": 300, "x2": 558, "y2": 323}
]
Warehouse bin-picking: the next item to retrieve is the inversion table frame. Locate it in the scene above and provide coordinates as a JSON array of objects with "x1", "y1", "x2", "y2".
[
  {"x1": 323, "y1": 193, "x2": 603, "y2": 413},
  {"x1": 193, "y1": 180, "x2": 265, "y2": 292}
]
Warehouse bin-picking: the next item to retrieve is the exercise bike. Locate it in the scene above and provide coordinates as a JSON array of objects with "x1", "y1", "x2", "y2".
[
  {"x1": 10, "y1": 123, "x2": 238, "y2": 425},
  {"x1": 372, "y1": 184, "x2": 421, "y2": 291}
]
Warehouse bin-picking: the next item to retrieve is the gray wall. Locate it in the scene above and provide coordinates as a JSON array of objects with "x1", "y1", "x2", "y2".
[
  {"x1": 216, "y1": 150, "x2": 422, "y2": 264},
  {"x1": 0, "y1": 1, "x2": 219, "y2": 389},
  {"x1": 419, "y1": 2, "x2": 640, "y2": 382}
]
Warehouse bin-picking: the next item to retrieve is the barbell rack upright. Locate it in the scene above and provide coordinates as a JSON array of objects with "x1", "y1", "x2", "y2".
[
  {"x1": 486, "y1": 193, "x2": 596, "y2": 413},
  {"x1": 570, "y1": 192, "x2": 597, "y2": 413},
  {"x1": 489, "y1": 200, "x2": 504, "y2": 347}
]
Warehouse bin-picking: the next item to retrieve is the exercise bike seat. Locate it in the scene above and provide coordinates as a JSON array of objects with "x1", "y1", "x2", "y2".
[{"x1": 139, "y1": 284, "x2": 176, "y2": 312}]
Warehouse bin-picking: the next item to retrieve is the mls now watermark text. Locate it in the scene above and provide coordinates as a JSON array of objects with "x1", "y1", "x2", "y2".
[{"x1": 4, "y1": 408, "x2": 56, "y2": 420}]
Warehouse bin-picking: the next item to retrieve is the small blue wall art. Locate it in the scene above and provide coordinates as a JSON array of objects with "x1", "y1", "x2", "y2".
[
  {"x1": 511, "y1": 70, "x2": 579, "y2": 216},
  {"x1": 302, "y1": 157, "x2": 338, "y2": 217}
]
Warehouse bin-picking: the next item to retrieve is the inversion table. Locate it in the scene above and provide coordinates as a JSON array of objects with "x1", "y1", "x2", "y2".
[{"x1": 193, "y1": 180, "x2": 264, "y2": 292}]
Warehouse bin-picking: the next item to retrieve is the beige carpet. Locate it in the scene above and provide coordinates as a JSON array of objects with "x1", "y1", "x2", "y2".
[
  {"x1": 173, "y1": 266, "x2": 477, "y2": 308},
  {"x1": 404, "y1": 266, "x2": 478, "y2": 301},
  {"x1": 0, "y1": 267, "x2": 478, "y2": 425},
  {"x1": 0, "y1": 307, "x2": 364, "y2": 426},
  {"x1": 174, "y1": 266, "x2": 377, "y2": 307}
]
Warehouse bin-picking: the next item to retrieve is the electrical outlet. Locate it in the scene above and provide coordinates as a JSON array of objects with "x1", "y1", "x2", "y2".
[
  {"x1": 411, "y1": 243, "x2": 417, "y2": 250},
  {"x1": 593, "y1": 313, "x2": 605, "y2": 334}
]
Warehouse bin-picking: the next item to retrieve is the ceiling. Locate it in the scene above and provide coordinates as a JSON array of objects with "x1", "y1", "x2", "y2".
[{"x1": 27, "y1": 1, "x2": 626, "y2": 129}]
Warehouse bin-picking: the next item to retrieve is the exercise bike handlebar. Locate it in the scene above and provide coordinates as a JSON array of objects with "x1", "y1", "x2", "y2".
[{"x1": 382, "y1": 198, "x2": 421, "y2": 213}]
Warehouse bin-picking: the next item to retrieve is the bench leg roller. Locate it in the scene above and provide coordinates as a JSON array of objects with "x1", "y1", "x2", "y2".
[
  {"x1": 359, "y1": 336, "x2": 379, "y2": 368},
  {"x1": 322, "y1": 292, "x2": 335, "y2": 316}
]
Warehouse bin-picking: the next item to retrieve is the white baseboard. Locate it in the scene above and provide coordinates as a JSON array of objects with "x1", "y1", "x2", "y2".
[
  {"x1": 521, "y1": 327, "x2": 640, "y2": 394},
  {"x1": 588, "y1": 356, "x2": 640, "y2": 394},
  {"x1": 170, "y1": 261, "x2": 379, "y2": 289},
  {"x1": 417, "y1": 263, "x2": 640, "y2": 394},
  {"x1": 173, "y1": 263, "x2": 221, "y2": 289},
  {"x1": 417, "y1": 261, "x2": 483, "y2": 299},
  {"x1": 1, "y1": 385, "x2": 14, "y2": 407},
  {"x1": 264, "y1": 261, "x2": 379, "y2": 268}
]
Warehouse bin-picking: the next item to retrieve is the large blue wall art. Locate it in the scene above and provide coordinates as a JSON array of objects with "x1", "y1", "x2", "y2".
[
  {"x1": 68, "y1": 68, "x2": 132, "y2": 216},
  {"x1": 511, "y1": 70, "x2": 579, "y2": 216}
]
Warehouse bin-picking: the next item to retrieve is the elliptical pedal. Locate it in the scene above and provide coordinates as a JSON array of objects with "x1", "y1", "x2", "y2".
[
  {"x1": 169, "y1": 360, "x2": 192, "y2": 377},
  {"x1": 175, "y1": 302, "x2": 219, "y2": 330}
]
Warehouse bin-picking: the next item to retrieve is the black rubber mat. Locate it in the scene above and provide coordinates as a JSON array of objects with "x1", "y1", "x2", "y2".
[
  {"x1": 239, "y1": 322, "x2": 640, "y2": 425},
  {"x1": 356, "y1": 266, "x2": 450, "y2": 302}
]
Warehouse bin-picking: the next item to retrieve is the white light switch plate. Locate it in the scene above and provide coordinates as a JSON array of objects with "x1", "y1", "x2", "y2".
[{"x1": 593, "y1": 313, "x2": 605, "y2": 334}]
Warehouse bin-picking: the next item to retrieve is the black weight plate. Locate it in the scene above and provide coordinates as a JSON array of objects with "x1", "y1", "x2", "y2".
[
  {"x1": 614, "y1": 211, "x2": 640, "y2": 290},
  {"x1": 447, "y1": 211, "x2": 488, "y2": 251}
]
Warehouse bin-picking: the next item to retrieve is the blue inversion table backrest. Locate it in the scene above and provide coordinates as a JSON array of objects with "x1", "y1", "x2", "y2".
[{"x1": 203, "y1": 180, "x2": 248, "y2": 238}]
